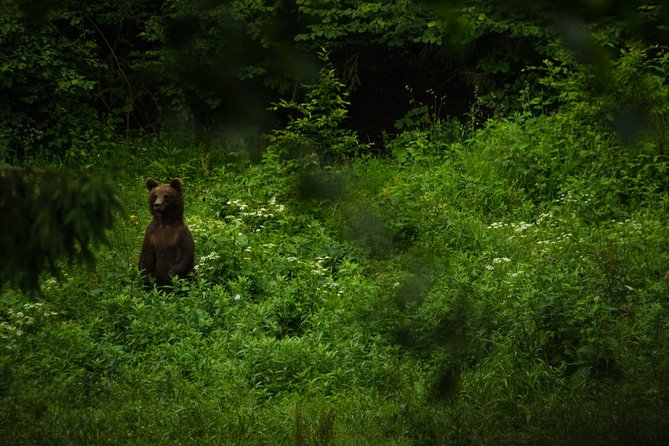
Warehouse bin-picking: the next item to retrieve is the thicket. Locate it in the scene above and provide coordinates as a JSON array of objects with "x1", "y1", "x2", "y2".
[
  {"x1": 2, "y1": 0, "x2": 669, "y2": 444},
  {"x1": 4, "y1": 0, "x2": 668, "y2": 156}
]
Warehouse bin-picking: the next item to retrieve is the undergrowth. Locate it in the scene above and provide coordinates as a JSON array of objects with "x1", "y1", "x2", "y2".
[{"x1": 2, "y1": 90, "x2": 669, "y2": 444}]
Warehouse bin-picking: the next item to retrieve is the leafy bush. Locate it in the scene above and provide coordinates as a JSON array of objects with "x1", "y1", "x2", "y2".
[
  {"x1": 267, "y1": 50, "x2": 366, "y2": 162},
  {"x1": 0, "y1": 4, "x2": 102, "y2": 155}
]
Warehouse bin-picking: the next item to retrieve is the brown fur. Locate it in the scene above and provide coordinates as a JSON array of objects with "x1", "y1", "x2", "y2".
[{"x1": 139, "y1": 178, "x2": 195, "y2": 288}]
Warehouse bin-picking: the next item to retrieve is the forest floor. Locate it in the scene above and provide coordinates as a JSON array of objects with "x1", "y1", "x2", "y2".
[{"x1": 2, "y1": 110, "x2": 669, "y2": 445}]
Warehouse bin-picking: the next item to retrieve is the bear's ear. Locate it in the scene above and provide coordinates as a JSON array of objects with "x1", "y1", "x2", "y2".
[
  {"x1": 169, "y1": 178, "x2": 182, "y2": 192},
  {"x1": 146, "y1": 178, "x2": 158, "y2": 191}
]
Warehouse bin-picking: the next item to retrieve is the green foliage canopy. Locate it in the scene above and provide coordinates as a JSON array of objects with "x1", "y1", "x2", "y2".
[{"x1": 4, "y1": 0, "x2": 667, "y2": 156}]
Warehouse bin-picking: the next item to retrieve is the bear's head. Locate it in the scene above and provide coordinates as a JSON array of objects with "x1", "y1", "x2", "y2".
[{"x1": 146, "y1": 178, "x2": 185, "y2": 222}]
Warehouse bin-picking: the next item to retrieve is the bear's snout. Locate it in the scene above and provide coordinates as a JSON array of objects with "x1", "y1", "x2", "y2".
[{"x1": 152, "y1": 196, "x2": 164, "y2": 212}]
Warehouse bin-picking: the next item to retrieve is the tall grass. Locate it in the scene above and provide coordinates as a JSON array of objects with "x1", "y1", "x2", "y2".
[{"x1": 2, "y1": 106, "x2": 669, "y2": 444}]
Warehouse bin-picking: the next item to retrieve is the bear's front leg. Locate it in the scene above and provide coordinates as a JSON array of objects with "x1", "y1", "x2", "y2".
[
  {"x1": 138, "y1": 239, "x2": 156, "y2": 289},
  {"x1": 169, "y1": 229, "x2": 195, "y2": 281},
  {"x1": 170, "y1": 253, "x2": 195, "y2": 280}
]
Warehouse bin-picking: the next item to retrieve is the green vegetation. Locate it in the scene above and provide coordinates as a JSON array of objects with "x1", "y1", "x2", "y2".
[{"x1": 2, "y1": 1, "x2": 669, "y2": 445}]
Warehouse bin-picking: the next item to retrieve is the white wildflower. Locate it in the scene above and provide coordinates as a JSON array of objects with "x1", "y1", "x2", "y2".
[
  {"x1": 513, "y1": 221, "x2": 533, "y2": 232},
  {"x1": 492, "y1": 257, "x2": 511, "y2": 264}
]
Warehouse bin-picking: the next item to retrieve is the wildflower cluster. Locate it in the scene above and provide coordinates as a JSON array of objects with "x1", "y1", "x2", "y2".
[
  {"x1": 485, "y1": 210, "x2": 575, "y2": 274},
  {"x1": 310, "y1": 256, "x2": 330, "y2": 276},
  {"x1": 487, "y1": 220, "x2": 535, "y2": 234},
  {"x1": 613, "y1": 218, "x2": 643, "y2": 232},
  {"x1": 485, "y1": 256, "x2": 512, "y2": 271},
  {"x1": 194, "y1": 251, "x2": 221, "y2": 273},
  {"x1": 487, "y1": 211, "x2": 569, "y2": 244},
  {"x1": 311, "y1": 256, "x2": 343, "y2": 296},
  {"x1": 226, "y1": 197, "x2": 286, "y2": 220},
  {"x1": 218, "y1": 197, "x2": 288, "y2": 238},
  {"x1": 283, "y1": 255, "x2": 342, "y2": 294},
  {"x1": 280, "y1": 255, "x2": 333, "y2": 278},
  {"x1": 1, "y1": 302, "x2": 57, "y2": 350},
  {"x1": 189, "y1": 197, "x2": 290, "y2": 281},
  {"x1": 557, "y1": 190, "x2": 593, "y2": 205},
  {"x1": 537, "y1": 232, "x2": 572, "y2": 245}
]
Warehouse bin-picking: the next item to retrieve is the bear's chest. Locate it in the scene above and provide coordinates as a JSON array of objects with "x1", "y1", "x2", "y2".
[{"x1": 150, "y1": 224, "x2": 181, "y2": 250}]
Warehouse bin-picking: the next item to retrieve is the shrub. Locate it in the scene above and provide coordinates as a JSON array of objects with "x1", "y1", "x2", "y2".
[{"x1": 267, "y1": 50, "x2": 367, "y2": 162}]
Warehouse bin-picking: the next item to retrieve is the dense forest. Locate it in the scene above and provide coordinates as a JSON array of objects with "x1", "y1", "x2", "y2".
[{"x1": 2, "y1": 1, "x2": 669, "y2": 444}]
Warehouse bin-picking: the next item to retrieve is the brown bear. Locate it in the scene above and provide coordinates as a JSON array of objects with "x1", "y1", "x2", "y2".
[{"x1": 139, "y1": 178, "x2": 195, "y2": 288}]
